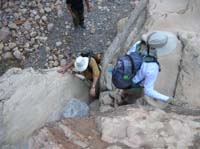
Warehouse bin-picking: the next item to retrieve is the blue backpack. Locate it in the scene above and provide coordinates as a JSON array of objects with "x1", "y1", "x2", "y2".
[{"x1": 112, "y1": 51, "x2": 159, "y2": 89}]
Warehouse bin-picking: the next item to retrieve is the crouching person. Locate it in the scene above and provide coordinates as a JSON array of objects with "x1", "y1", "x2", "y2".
[
  {"x1": 58, "y1": 55, "x2": 100, "y2": 99},
  {"x1": 112, "y1": 31, "x2": 183, "y2": 108}
]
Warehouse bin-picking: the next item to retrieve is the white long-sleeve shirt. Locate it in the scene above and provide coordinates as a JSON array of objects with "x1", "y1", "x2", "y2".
[
  {"x1": 127, "y1": 41, "x2": 169, "y2": 102},
  {"x1": 132, "y1": 62, "x2": 169, "y2": 102}
]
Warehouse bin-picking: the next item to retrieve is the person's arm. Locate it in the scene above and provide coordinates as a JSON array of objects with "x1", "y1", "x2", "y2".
[
  {"x1": 143, "y1": 63, "x2": 169, "y2": 102},
  {"x1": 85, "y1": 0, "x2": 91, "y2": 12},
  {"x1": 89, "y1": 58, "x2": 100, "y2": 97},
  {"x1": 57, "y1": 60, "x2": 74, "y2": 74},
  {"x1": 91, "y1": 76, "x2": 99, "y2": 89}
]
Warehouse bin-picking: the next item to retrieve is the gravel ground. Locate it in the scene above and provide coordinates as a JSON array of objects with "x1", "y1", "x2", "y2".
[{"x1": 0, "y1": 0, "x2": 135, "y2": 74}]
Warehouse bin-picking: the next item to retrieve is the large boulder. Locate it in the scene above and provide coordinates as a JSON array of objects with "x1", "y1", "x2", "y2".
[
  {"x1": 175, "y1": 32, "x2": 200, "y2": 106},
  {"x1": 0, "y1": 68, "x2": 89, "y2": 146},
  {"x1": 98, "y1": 105, "x2": 200, "y2": 148},
  {"x1": 28, "y1": 106, "x2": 200, "y2": 149}
]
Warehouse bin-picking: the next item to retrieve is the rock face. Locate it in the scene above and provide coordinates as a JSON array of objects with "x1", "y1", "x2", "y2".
[
  {"x1": 28, "y1": 118, "x2": 108, "y2": 149},
  {"x1": 145, "y1": 0, "x2": 200, "y2": 106},
  {"x1": 0, "y1": 68, "x2": 89, "y2": 146},
  {"x1": 29, "y1": 106, "x2": 200, "y2": 149},
  {"x1": 175, "y1": 33, "x2": 200, "y2": 106},
  {"x1": 146, "y1": 0, "x2": 200, "y2": 33},
  {"x1": 98, "y1": 106, "x2": 200, "y2": 148}
]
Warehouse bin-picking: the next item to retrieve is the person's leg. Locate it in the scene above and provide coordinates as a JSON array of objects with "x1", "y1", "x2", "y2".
[
  {"x1": 71, "y1": 9, "x2": 79, "y2": 28},
  {"x1": 122, "y1": 88, "x2": 144, "y2": 104},
  {"x1": 78, "y1": 8, "x2": 85, "y2": 28}
]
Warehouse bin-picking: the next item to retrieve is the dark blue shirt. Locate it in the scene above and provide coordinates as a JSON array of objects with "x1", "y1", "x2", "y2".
[{"x1": 66, "y1": 0, "x2": 84, "y2": 10}]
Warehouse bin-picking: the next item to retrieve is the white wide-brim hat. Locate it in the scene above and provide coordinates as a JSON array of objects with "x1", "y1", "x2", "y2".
[
  {"x1": 74, "y1": 56, "x2": 89, "y2": 72},
  {"x1": 142, "y1": 31, "x2": 178, "y2": 56}
]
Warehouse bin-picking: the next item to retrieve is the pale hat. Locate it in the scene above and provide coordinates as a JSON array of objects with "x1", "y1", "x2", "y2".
[
  {"x1": 141, "y1": 31, "x2": 178, "y2": 56},
  {"x1": 74, "y1": 56, "x2": 89, "y2": 72}
]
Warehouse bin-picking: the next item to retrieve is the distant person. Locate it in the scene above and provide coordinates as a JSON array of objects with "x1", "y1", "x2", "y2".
[
  {"x1": 58, "y1": 53, "x2": 101, "y2": 99},
  {"x1": 66, "y1": 0, "x2": 91, "y2": 29},
  {"x1": 112, "y1": 31, "x2": 184, "y2": 108}
]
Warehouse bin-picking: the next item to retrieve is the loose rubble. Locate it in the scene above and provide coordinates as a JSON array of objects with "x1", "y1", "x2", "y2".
[{"x1": 0, "y1": 0, "x2": 133, "y2": 74}]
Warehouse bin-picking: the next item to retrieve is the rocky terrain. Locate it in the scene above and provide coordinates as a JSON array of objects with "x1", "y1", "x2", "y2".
[
  {"x1": 0, "y1": 0, "x2": 134, "y2": 75},
  {"x1": 29, "y1": 105, "x2": 200, "y2": 149},
  {"x1": 1, "y1": 0, "x2": 200, "y2": 148}
]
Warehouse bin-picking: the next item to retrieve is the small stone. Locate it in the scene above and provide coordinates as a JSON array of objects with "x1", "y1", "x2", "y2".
[
  {"x1": 11, "y1": 30, "x2": 17, "y2": 38},
  {"x1": 8, "y1": 42, "x2": 16, "y2": 49},
  {"x1": 45, "y1": 47, "x2": 50, "y2": 53},
  {"x1": 21, "y1": 8, "x2": 28, "y2": 14},
  {"x1": 44, "y1": 7, "x2": 51, "y2": 13},
  {"x1": 60, "y1": 59, "x2": 67, "y2": 66},
  {"x1": 106, "y1": 41, "x2": 111, "y2": 47},
  {"x1": 2, "y1": 52, "x2": 13, "y2": 60},
  {"x1": 53, "y1": 60, "x2": 59, "y2": 67},
  {"x1": 38, "y1": 36, "x2": 48, "y2": 43},
  {"x1": 35, "y1": 15, "x2": 40, "y2": 20},
  {"x1": 30, "y1": 31, "x2": 37, "y2": 38},
  {"x1": 33, "y1": 44, "x2": 39, "y2": 49},
  {"x1": 48, "y1": 60, "x2": 54, "y2": 67},
  {"x1": 66, "y1": 25, "x2": 71, "y2": 29},
  {"x1": 13, "y1": 49, "x2": 24, "y2": 60},
  {"x1": 40, "y1": 26, "x2": 44, "y2": 31},
  {"x1": 24, "y1": 43, "x2": 30, "y2": 48},
  {"x1": 58, "y1": 54, "x2": 64, "y2": 60},
  {"x1": 12, "y1": 47, "x2": 19, "y2": 52},
  {"x1": 53, "y1": 54, "x2": 57, "y2": 60},
  {"x1": 8, "y1": 22, "x2": 18, "y2": 30},
  {"x1": 3, "y1": 46, "x2": 10, "y2": 52},
  {"x1": 30, "y1": 10, "x2": 38, "y2": 16},
  {"x1": 56, "y1": 41, "x2": 62, "y2": 47},
  {"x1": 47, "y1": 23, "x2": 54, "y2": 31},
  {"x1": 24, "y1": 48, "x2": 33, "y2": 52},
  {"x1": 90, "y1": 26, "x2": 96, "y2": 34},
  {"x1": 56, "y1": 50, "x2": 61, "y2": 55},
  {"x1": 23, "y1": 21, "x2": 32, "y2": 30},
  {"x1": 0, "y1": 43, "x2": 4, "y2": 51},
  {"x1": 48, "y1": 56, "x2": 53, "y2": 60},
  {"x1": 39, "y1": 8, "x2": 45, "y2": 14},
  {"x1": 19, "y1": 48, "x2": 24, "y2": 52},
  {"x1": 0, "y1": 27, "x2": 10, "y2": 41},
  {"x1": 30, "y1": 38, "x2": 35, "y2": 45},
  {"x1": 52, "y1": 48, "x2": 57, "y2": 52},
  {"x1": 41, "y1": 16, "x2": 47, "y2": 22}
]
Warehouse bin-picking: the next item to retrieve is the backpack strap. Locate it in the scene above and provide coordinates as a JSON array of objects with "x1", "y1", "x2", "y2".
[
  {"x1": 126, "y1": 54, "x2": 136, "y2": 79},
  {"x1": 143, "y1": 55, "x2": 161, "y2": 72}
]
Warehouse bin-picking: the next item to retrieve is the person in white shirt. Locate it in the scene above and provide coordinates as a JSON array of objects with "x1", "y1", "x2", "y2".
[{"x1": 124, "y1": 31, "x2": 178, "y2": 107}]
